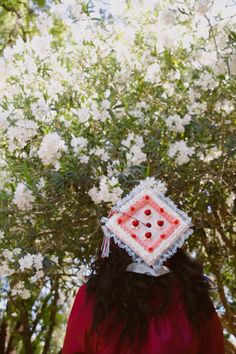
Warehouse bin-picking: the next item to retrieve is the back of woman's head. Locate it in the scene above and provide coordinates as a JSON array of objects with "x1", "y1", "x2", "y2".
[{"x1": 86, "y1": 239, "x2": 215, "y2": 344}]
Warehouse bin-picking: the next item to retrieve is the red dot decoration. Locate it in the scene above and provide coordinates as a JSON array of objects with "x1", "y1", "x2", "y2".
[
  {"x1": 160, "y1": 208, "x2": 164, "y2": 213},
  {"x1": 145, "y1": 232, "x2": 152, "y2": 238},
  {"x1": 131, "y1": 234, "x2": 137, "y2": 239},
  {"x1": 144, "y1": 195, "x2": 150, "y2": 200},
  {"x1": 146, "y1": 223, "x2": 152, "y2": 228},
  {"x1": 132, "y1": 220, "x2": 139, "y2": 227},
  {"x1": 148, "y1": 247, "x2": 154, "y2": 252},
  {"x1": 117, "y1": 218, "x2": 122, "y2": 224},
  {"x1": 160, "y1": 234, "x2": 166, "y2": 239},
  {"x1": 157, "y1": 220, "x2": 164, "y2": 227},
  {"x1": 144, "y1": 209, "x2": 151, "y2": 215},
  {"x1": 130, "y1": 206, "x2": 136, "y2": 211},
  {"x1": 174, "y1": 219, "x2": 179, "y2": 224}
]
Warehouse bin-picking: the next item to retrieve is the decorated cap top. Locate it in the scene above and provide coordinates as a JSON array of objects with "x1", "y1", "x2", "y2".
[{"x1": 100, "y1": 178, "x2": 193, "y2": 268}]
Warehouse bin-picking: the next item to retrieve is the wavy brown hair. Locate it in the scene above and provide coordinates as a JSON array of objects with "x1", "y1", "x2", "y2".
[{"x1": 86, "y1": 239, "x2": 215, "y2": 346}]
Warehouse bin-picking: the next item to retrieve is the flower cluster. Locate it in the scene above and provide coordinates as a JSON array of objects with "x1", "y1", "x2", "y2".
[
  {"x1": 168, "y1": 141, "x2": 195, "y2": 165},
  {"x1": 37, "y1": 132, "x2": 68, "y2": 170},
  {"x1": 88, "y1": 176, "x2": 123, "y2": 204},
  {"x1": 12, "y1": 182, "x2": 35, "y2": 211}
]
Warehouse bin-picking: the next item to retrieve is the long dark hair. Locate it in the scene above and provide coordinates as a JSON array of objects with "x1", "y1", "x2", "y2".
[{"x1": 86, "y1": 239, "x2": 215, "y2": 346}]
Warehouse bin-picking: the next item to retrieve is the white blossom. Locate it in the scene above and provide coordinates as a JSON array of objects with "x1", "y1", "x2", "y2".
[
  {"x1": 90, "y1": 147, "x2": 109, "y2": 162},
  {"x1": 168, "y1": 141, "x2": 195, "y2": 165},
  {"x1": 122, "y1": 133, "x2": 147, "y2": 167},
  {"x1": 78, "y1": 155, "x2": 90, "y2": 164},
  {"x1": 11, "y1": 281, "x2": 31, "y2": 299},
  {"x1": 33, "y1": 253, "x2": 44, "y2": 270},
  {"x1": 88, "y1": 176, "x2": 123, "y2": 204},
  {"x1": 3, "y1": 249, "x2": 13, "y2": 260},
  {"x1": 76, "y1": 107, "x2": 90, "y2": 123},
  {"x1": 6, "y1": 119, "x2": 38, "y2": 152},
  {"x1": 165, "y1": 114, "x2": 191, "y2": 133},
  {"x1": 37, "y1": 132, "x2": 68, "y2": 170},
  {"x1": 132, "y1": 177, "x2": 167, "y2": 195},
  {"x1": 91, "y1": 102, "x2": 110, "y2": 122},
  {"x1": 145, "y1": 63, "x2": 161, "y2": 83},
  {"x1": 12, "y1": 182, "x2": 35, "y2": 211},
  {"x1": 19, "y1": 253, "x2": 34, "y2": 271},
  {"x1": 0, "y1": 230, "x2": 4, "y2": 240},
  {"x1": 71, "y1": 136, "x2": 88, "y2": 154},
  {"x1": 30, "y1": 270, "x2": 44, "y2": 283}
]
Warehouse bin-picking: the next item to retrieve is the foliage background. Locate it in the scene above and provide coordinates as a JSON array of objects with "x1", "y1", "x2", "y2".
[{"x1": 0, "y1": 0, "x2": 235, "y2": 353}]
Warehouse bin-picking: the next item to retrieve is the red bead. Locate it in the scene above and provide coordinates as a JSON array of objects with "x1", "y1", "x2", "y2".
[
  {"x1": 160, "y1": 234, "x2": 166, "y2": 239},
  {"x1": 117, "y1": 218, "x2": 122, "y2": 224},
  {"x1": 144, "y1": 195, "x2": 150, "y2": 200},
  {"x1": 157, "y1": 220, "x2": 164, "y2": 226},
  {"x1": 160, "y1": 208, "x2": 164, "y2": 213},
  {"x1": 174, "y1": 219, "x2": 179, "y2": 224},
  {"x1": 131, "y1": 234, "x2": 137, "y2": 239},
  {"x1": 146, "y1": 223, "x2": 152, "y2": 228},
  {"x1": 144, "y1": 209, "x2": 151, "y2": 215},
  {"x1": 130, "y1": 206, "x2": 135, "y2": 211},
  {"x1": 148, "y1": 247, "x2": 154, "y2": 252},
  {"x1": 145, "y1": 232, "x2": 152, "y2": 238},
  {"x1": 132, "y1": 220, "x2": 139, "y2": 227}
]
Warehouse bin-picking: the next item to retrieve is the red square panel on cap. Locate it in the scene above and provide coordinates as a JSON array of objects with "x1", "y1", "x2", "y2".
[{"x1": 105, "y1": 188, "x2": 192, "y2": 266}]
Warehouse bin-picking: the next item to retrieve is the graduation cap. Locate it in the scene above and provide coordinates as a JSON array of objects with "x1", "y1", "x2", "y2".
[{"x1": 100, "y1": 178, "x2": 193, "y2": 268}]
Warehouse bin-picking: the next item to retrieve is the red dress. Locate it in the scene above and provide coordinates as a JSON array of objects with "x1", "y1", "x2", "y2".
[{"x1": 62, "y1": 282, "x2": 225, "y2": 354}]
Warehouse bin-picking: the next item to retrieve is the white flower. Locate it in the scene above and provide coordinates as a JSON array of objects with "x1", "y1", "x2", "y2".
[
  {"x1": 145, "y1": 63, "x2": 161, "y2": 83},
  {"x1": 199, "y1": 146, "x2": 222, "y2": 162},
  {"x1": 101, "y1": 99, "x2": 111, "y2": 110},
  {"x1": 31, "y1": 97, "x2": 54, "y2": 123},
  {"x1": 6, "y1": 119, "x2": 38, "y2": 152},
  {"x1": 88, "y1": 176, "x2": 123, "y2": 204},
  {"x1": 130, "y1": 177, "x2": 168, "y2": 196},
  {"x1": 195, "y1": 0, "x2": 212, "y2": 15},
  {"x1": 0, "y1": 108, "x2": 10, "y2": 130},
  {"x1": 91, "y1": 102, "x2": 110, "y2": 122},
  {"x1": 0, "y1": 230, "x2": 4, "y2": 240},
  {"x1": 165, "y1": 114, "x2": 191, "y2": 133},
  {"x1": 13, "y1": 248, "x2": 21, "y2": 255},
  {"x1": 20, "y1": 289, "x2": 31, "y2": 299},
  {"x1": 3, "y1": 249, "x2": 13, "y2": 260},
  {"x1": 12, "y1": 182, "x2": 35, "y2": 211},
  {"x1": 71, "y1": 136, "x2": 88, "y2": 154},
  {"x1": 90, "y1": 147, "x2": 109, "y2": 162},
  {"x1": 76, "y1": 107, "x2": 90, "y2": 123},
  {"x1": 168, "y1": 141, "x2": 195, "y2": 165},
  {"x1": 37, "y1": 132, "x2": 68, "y2": 170},
  {"x1": 30, "y1": 270, "x2": 44, "y2": 283},
  {"x1": 78, "y1": 155, "x2": 89, "y2": 164},
  {"x1": 11, "y1": 282, "x2": 31, "y2": 299},
  {"x1": 122, "y1": 133, "x2": 147, "y2": 167},
  {"x1": 19, "y1": 253, "x2": 34, "y2": 271},
  {"x1": 0, "y1": 261, "x2": 15, "y2": 276},
  {"x1": 33, "y1": 253, "x2": 44, "y2": 270}
]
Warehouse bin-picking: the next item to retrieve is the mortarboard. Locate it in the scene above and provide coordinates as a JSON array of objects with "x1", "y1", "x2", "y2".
[{"x1": 100, "y1": 178, "x2": 193, "y2": 269}]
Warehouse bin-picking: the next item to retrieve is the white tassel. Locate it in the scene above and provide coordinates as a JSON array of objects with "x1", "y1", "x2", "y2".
[{"x1": 100, "y1": 223, "x2": 112, "y2": 258}]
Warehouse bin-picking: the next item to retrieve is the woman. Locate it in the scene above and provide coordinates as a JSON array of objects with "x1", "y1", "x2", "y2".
[
  {"x1": 62, "y1": 242, "x2": 225, "y2": 354},
  {"x1": 62, "y1": 179, "x2": 225, "y2": 353}
]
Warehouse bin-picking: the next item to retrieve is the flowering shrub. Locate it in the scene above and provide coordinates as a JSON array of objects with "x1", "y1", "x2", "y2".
[{"x1": 0, "y1": 0, "x2": 235, "y2": 352}]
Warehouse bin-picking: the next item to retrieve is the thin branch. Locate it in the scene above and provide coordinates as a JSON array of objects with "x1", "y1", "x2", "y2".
[{"x1": 0, "y1": 2, "x2": 21, "y2": 18}]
